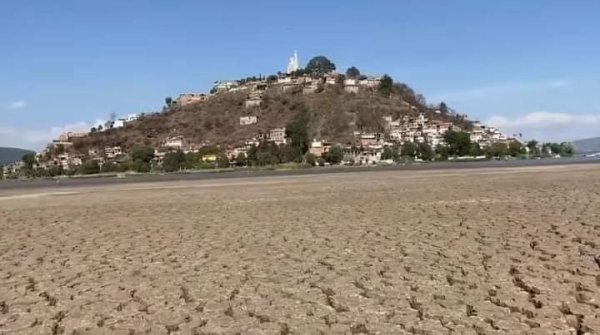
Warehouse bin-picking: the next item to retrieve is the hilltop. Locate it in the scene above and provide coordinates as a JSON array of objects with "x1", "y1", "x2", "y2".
[{"x1": 0, "y1": 147, "x2": 34, "y2": 165}]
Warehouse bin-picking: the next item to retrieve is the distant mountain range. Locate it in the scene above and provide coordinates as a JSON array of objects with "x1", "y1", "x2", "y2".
[
  {"x1": 0, "y1": 147, "x2": 34, "y2": 165},
  {"x1": 572, "y1": 137, "x2": 600, "y2": 153}
]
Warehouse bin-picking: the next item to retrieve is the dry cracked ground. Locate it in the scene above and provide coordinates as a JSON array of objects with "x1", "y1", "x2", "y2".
[{"x1": 1, "y1": 165, "x2": 599, "y2": 334}]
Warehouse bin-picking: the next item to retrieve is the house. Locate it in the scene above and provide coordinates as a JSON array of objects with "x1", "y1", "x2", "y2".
[
  {"x1": 164, "y1": 136, "x2": 184, "y2": 149},
  {"x1": 309, "y1": 139, "x2": 325, "y2": 157},
  {"x1": 354, "y1": 131, "x2": 381, "y2": 147},
  {"x1": 240, "y1": 116, "x2": 258, "y2": 125},
  {"x1": 358, "y1": 76, "x2": 381, "y2": 88},
  {"x1": 344, "y1": 78, "x2": 359, "y2": 93},
  {"x1": 268, "y1": 128, "x2": 286, "y2": 145},
  {"x1": 177, "y1": 93, "x2": 209, "y2": 106},
  {"x1": 104, "y1": 146, "x2": 122, "y2": 159},
  {"x1": 213, "y1": 80, "x2": 238, "y2": 93}
]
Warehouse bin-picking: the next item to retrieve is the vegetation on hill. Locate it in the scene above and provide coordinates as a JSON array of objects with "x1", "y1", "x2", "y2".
[{"x1": 71, "y1": 83, "x2": 469, "y2": 154}]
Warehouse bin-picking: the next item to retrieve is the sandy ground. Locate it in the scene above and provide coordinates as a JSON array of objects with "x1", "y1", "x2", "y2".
[{"x1": 0, "y1": 165, "x2": 599, "y2": 334}]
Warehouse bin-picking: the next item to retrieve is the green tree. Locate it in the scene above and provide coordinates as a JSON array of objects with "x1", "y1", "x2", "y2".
[
  {"x1": 165, "y1": 97, "x2": 173, "y2": 106},
  {"x1": 439, "y1": 102, "x2": 449, "y2": 114},
  {"x1": 444, "y1": 130, "x2": 472, "y2": 156},
  {"x1": 491, "y1": 143, "x2": 509, "y2": 158},
  {"x1": 79, "y1": 160, "x2": 100, "y2": 175},
  {"x1": 417, "y1": 143, "x2": 434, "y2": 161},
  {"x1": 526, "y1": 140, "x2": 539, "y2": 156},
  {"x1": 508, "y1": 141, "x2": 524, "y2": 157},
  {"x1": 469, "y1": 143, "x2": 482, "y2": 157},
  {"x1": 0, "y1": 165, "x2": 3, "y2": 180},
  {"x1": 304, "y1": 153, "x2": 316, "y2": 166},
  {"x1": 130, "y1": 146, "x2": 154, "y2": 172},
  {"x1": 101, "y1": 161, "x2": 116, "y2": 173},
  {"x1": 345, "y1": 66, "x2": 360, "y2": 78},
  {"x1": 550, "y1": 143, "x2": 561, "y2": 155},
  {"x1": 285, "y1": 107, "x2": 313, "y2": 155},
  {"x1": 435, "y1": 145, "x2": 449, "y2": 161},
  {"x1": 216, "y1": 152, "x2": 230, "y2": 168},
  {"x1": 22, "y1": 153, "x2": 36, "y2": 170},
  {"x1": 163, "y1": 150, "x2": 186, "y2": 172},
  {"x1": 401, "y1": 142, "x2": 418, "y2": 158},
  {"x1": 133, "y1": 160, "x2": 151, "y2": 173},
  {"x1": 378, "y1": 74, "x2": 394, "y2": 97},
  {"x1": 235, "y1": 152, "x2": 247, "y2": 166},
  {"x1": 130, "y1": 146, "x2": 155, "y2": 163},
  {"x1": 381, "y1": 146, "x2": 394, "y2": 160},
  {"x1": 266, "y1": 74, "x2": 278, "y2": 83},
  {"x1": 327, "y1": 145, "x2": 344, "y2": 165},
  {"x1": 559, "y1": 142, "x2": 574, "y2": 157},
  {"x1": 305, "y1": 56, "x2": 336, "y2": 76}
]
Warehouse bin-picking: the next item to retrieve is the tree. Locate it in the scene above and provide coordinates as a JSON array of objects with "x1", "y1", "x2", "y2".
[
  {"x1": 285, "y1": 107, "x2": 313, "y2": 155},
  {"x1": 79, "y1": 160, "x2": 100, "y2": 175},
  {"x1": 266, "y1": 75, "x2": 278, "y2": 83},
  {"x1": 435, "y1": 145, "x2": 449, "y2": 161},
  {"x1": 469, "y1": 143, "x2": 482, "y2": 157},
  {"x1": 444, "y1": 130, "x2": 472, "y2": 156},
  {"x1": 0, "y1": 165, "x2": 3, "y2": 180},
  {"x1": 22, "y1": 153, "x2": 36, "y2": 170},
  {"x1": 130, "y1": 146, "x2": 154, "y2": 172},
  {"x1": 559, "y1": 142, "x2": 574, "y2": 157},
  {"x1": 508, "y1": 141, "x2": 523, "y2": 157},
  {"x1": 550, "y1": 143, "x2": 561, "y2": 155},
  {"x1": 381, "y1": 146, "x2": 394, "y2": 160},
  {"x1": 526, "y1": 140, "x2": 539, "y2": 156},
  {"x1": 491, "y1": 143, "x2": 509, "y2": 158},
  {"x1": 401, "y1": 142, "x2": 418, "y2": 158},
  {"x1": 304, "y1": 153, "x2": 316, "y2": 166},
  {"x1": 345, "y1": 66, "x2": 360, "y2": 78},
  {"x1": 216, "y1": 153, "x2": 230, "y2": 168},
  {"x1": 101, "y1": 161, "x2": 116, "y2": 173},
  {"x1": 130, "y1": 146, "x2": 154, "y2": 163},
  {"x1": 163, "y1": 150, "x2": 186, "y2": 172},
  {"x1": 327, "y1": 145, "x2": 344, "y2": 165},
  {"x1": 378, "y1": 74, "x2": 394, "y2": 97},
  {"x1": 235, "y1": 152, "x2": 247, "y2": 166},
  {"x1": 305, "y1": 56, "x2": 336, "y2": 76},
  {"x1": 417, "y1": 143, "x2": 434, "y2": 161},
  {"x1": 165, "y1": 97, "x2": 173, "y2": 106},
  {"x1": 90, "y1": 127, "x2": 97, "y2": 133},
  {"x1": 439, "y1": 102, "x2": 449, "y2": 114},
  {"x1": 133, "y1": 160, "x2": 151, "y2": 173}
]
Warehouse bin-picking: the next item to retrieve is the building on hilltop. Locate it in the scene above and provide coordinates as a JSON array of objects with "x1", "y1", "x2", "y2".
[
  {"x1": 177, "y1": 93, "x2": 209, "y2": 106},
  {"x1": 240, "y1": 116, "x2": 258, "y2": 126}
]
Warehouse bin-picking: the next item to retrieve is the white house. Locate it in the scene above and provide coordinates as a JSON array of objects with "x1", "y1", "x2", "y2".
[{"x1": 240, "y1": 116, "x2": 258, "y2": 125}]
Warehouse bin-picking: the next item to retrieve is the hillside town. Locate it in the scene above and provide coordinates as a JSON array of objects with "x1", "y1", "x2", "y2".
[{"x1": 1, "y1": 53, "x2": 575, "y2": 178}]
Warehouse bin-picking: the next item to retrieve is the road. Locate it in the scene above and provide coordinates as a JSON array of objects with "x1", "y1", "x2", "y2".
[{"x1": 1, "y1": 156, "x2": 599, "y2": 191}]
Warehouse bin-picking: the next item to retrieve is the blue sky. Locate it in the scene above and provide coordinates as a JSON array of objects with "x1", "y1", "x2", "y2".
[{"x1": 1, "y1": 0, "x2": 599, "y2": 149}]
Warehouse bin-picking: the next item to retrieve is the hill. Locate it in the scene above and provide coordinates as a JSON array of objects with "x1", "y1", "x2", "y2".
[
  {"x1": 572, "y1": 137, "x2": 600, "y2": 153},
  {"x1": 0, "y1": 147, "x2": 34, "y2": 165},
  {"x1": 71, "y1": 85, "x2": 469, "y2": 153}
]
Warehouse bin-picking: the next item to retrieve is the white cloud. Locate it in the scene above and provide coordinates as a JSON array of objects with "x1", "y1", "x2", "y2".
[
  {"x1": 0, "y1": 121, "x2": 99, "y2": 150},
  {"x1": 7, "y1": 100, "x2": 27, "y2": 110},
  {"x1": 485, "y1": 112, "x2": 600, "y2": 142}
]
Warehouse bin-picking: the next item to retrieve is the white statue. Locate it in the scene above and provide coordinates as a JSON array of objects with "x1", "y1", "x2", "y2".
[{"x1": 286, "y1": 51, "x2": 299, "y2": 74}]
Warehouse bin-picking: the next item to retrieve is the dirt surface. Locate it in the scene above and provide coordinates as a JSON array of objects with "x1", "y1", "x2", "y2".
[{"x1": 1, "y1": 165, "x2": 599, "y2": 334}]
